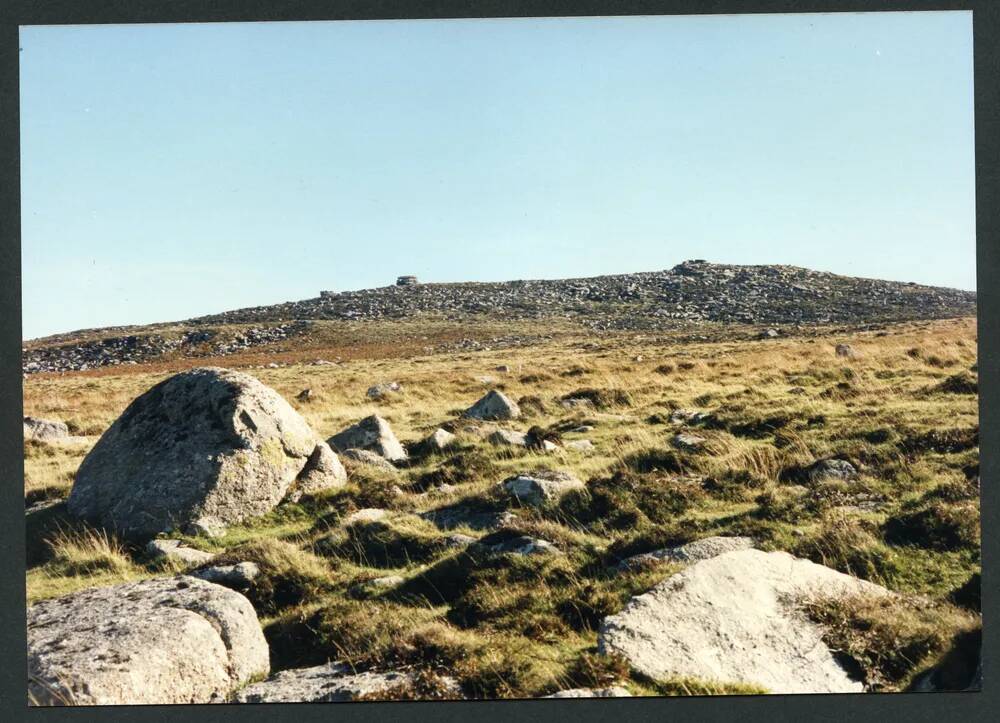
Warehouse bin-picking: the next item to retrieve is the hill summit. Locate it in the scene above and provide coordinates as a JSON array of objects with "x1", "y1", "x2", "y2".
[
  {"x1": 194, "y1": 260, "x2": 974, "y2": 330},
  {"x1": 23, "y1": 261, "x2": 975, "y2": 375}
]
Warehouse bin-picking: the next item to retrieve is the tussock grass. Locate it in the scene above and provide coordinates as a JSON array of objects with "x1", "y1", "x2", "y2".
[{"x1": 23, "y1": 316, "x2": 980, "y2": 697}]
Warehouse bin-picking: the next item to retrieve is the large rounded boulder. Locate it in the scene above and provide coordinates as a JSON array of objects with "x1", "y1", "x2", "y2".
[
  {"x1": 28, "y1": 576, "x2": 269, "y2": 705},
  {"x1": 67, "y1": 367, "x2": 336, "y2": 539}
]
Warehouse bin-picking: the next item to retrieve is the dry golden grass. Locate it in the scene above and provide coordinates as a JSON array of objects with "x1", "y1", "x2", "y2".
[{"x1": 22, "y1": 315, "x2": 980, "y2": 697}]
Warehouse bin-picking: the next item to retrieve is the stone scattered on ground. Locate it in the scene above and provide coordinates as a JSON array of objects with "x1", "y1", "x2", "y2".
[
  {"x1": 328, "y1": 415, "x2": 407, "y2": 462},
  {"x1": 835, "y1": 343, "x2": 856, "y2": 358},
  {"x1": 617, "y1": 536, "x2": 755, "y2": 571},
  {"x1": 344, "y1": 508, "x2": 388, "y2": 526},
  {"x1": 146, "y1": 539, "x2": 217, "y2": 567},
  {"x1": 288, "y1": 442, "x2": 348, "y2": 501},
  {"x1": 23, "y1": 416, "x2": 70, "y2": 441},
  {"x1": 423, "y1": 427, "x2": 457, "y2": 452},
  {"x1": 27, "y1": 576, "x2": 269, "y2": 705},
  {"x1": 568, "y1": 425, "x2": 594, "y2": 433},
  {"x1": 66, "y1": 367, "x2": 325, "y2": 539},
  {"x1": 235, "y1": 664, "x2": 456, "y2": 703},
  {"x1": 445, "y1": 533, "x2": 477, "y2": 547},
  {"x1": 185, "y1": 515, "x2": 228, "y2": 539},
  {"x1": 565, "y1": 439, "x2": 595, "y2": 452},
  {"x1": 560, "y1": 397, "x2": 595, "y2": 410},
  {"x1": 544, "y1": 687, "x2": 631, "y2": 698},
  {"x1": 340, "y1": 448, "x2": 399, "y2": 472},
  {"x1": 478, "y1": 535, "x2": 561, "y2": 556},
  {"x1": 366, "y1": 382, "x2": 402, "y2": 399},
  {"x1": 598, "y1": 549, "x2": 891, "y2": 694},
  {"x1": 502, "y1": 470, "x2": 586, "y2": 507},
  {"x1": 671, "y1": 432, "x2": 707, "y2": 451},
  {"x1": 806, "y1": 458, "x2": 858, "y2": 484},
  {"x1": 669, "y1": 409, "x2": 709, "y2": 425},
  {"x1": 295, "y1": 388, "x2": 313, "y2": 402},
  {"x1": 488, "y1": 428, "x2": 528, "y2": 447},
  {"x1": 464, "y1": 390, "x2": 521, "y2": 421},
  {"x1": 192, "y1": 562, "x2": 261, "y2": 588}
]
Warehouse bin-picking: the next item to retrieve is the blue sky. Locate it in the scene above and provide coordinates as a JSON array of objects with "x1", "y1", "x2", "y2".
[{"x1": 20, "y1": 12, "x2": 975, "y2": 340}]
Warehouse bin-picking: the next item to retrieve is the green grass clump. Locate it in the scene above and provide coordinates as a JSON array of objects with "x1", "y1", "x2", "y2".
[{"x1": 801, "y1": 593, "x2": 980, "y2": 691}]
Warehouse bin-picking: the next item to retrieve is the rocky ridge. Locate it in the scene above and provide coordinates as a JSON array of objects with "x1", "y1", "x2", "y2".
[{"x1": 22, "y1": 261, "x2": 975, "y2": 375}]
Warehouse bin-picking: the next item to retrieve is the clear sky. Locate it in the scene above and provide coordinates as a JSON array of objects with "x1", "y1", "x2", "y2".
[{"x1": 19, "y1": 11, "x2": 975, "y2": 340}]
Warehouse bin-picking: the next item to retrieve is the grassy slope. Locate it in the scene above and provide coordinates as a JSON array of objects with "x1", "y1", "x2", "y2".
[{"x1": 23, "y1": 316, "x2": 981, "y2": 697}]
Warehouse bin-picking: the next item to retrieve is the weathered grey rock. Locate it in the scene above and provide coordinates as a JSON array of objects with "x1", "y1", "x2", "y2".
[
  {"x1": 599, "y1": 549, "x2": 891, "y2": 694},
  {"x1": 560, "y1": 398, "x2": 595, "y2": 410},
  {"x1": 568, "y1": 425, "x2": 595, "y2": 433},
  {"x1": 565, "y1": 439, "x2": 595, "y2": 453},
  {"x1": 423, "y1": 427, "x2": 457, "y2": 452},
  {"x1": 67, "y1": 368, "x2": 323, "y2": 539},
  {"x1": 544, "y1": 687, "x2": 631, "y2": 698},
  {"x1": 328, "y1": 415, "x2": 407, "y2": 462},
  {"x1": 27, "y1": 576, "x2": 269, "y2": 705},
  {"x1": 669, "y1": 409, "x2": 708, "y2": 425},
  {"x1": 617, "y1": 536, "x2": 755, "y2": 571},
  {"x1": 23, "y1": 416, "x2": 70, "y2": 441},
  {"x1": 807, "y1": 458, "x2": 857, "y2": 484},
  {"x1": 366, "y1": 382, "x2": 402, "y2": 399},
  {"x1": 759, "y1": 328, "x2": 780, "y2": 339},
  {"x1": 464, "y1": 390, "x2": 521, "y2": 421},
  {"x1": 295, "y1": 388, "x2": 313, "y2": 402},
  {"x1": 671, "y1": 432, "x2": 707, "y2": 451},
  {"x1": 488, "y1": 428, "x2": 528, "y2": 447},
  {"x1": 344, "y1": 508, "x2": 388, "y2": 526},
  {"x1": 236, "y1": 664, "x2": 421, "y2": 703},
  {"x1": 186, "y1": 515, "x2": 228, "y2": 539},
  {"x1": 146, "y1": 539, "x2": 216, "y2": 567},
  {"x1": 288, "y1": 443, "x2": 347, "y2": 500},
  {"x1": 341, "y1": 448, "x2": 398, "y2": 472},
  {"x1": 192, "y1": 562, "x2": 261, "y2": 588},
  {"x1": 480, "y1": 535, "x2": 560, "y2": 556},
  {"x1": 445, "y1": 533, "x2": 477, "y2": 547},
  {"x1": 835, "y1": 344, "x2": 856, "y2": 358},
  {"x1": 502, "y1": 470, "x2": 586, "y2": 507}
]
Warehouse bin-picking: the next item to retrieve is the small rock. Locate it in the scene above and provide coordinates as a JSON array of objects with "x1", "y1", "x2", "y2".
[
  {"x1": 835, "y1": 344, "x2": 855, "y2": 358},
  {"x1": 488, "y1": 428, "x2": 528, "y2": 447},
  {"x1": 341, "y1": 448, "x2": 398, "y2": 472},
  {"x1": 671, "y1": 432, "x2": 707, "y2": 451},
  {"x1": 423, "y1": 428, "x2": 457, "y2": 452},
  {"x1": 545, "y1": 687, "x2": 631, "y2": 698},
  {"x1": 568, "y1": 425, "x2": 594, "y2": 433},
  {"x1": 344, "y1": 508, "x2": 388, "y2": 526},
  {"x1": 366, "y1": 382, "x2": 402, "y2": 399},
  {"x1": 445, "y1": 533, "x2": 477, "y2": 547},
  {"x1": 502, "y1": 470, "x2": 585, "y2": 507},
  {"x1": 806, "y1": 458, "x2": 857, "y2": 484},
  {"x1": 146, "y1": 539, "x2": 216, "y2": 567},
  {"x1": 495, "y1": 365, "x2": 511, "y2": 373},
  {"x1": 565, "y1": 439, "x2": 595, "y2": 453},
  {"x1": 480, "y1": 535, "x2": 560, "y2": 556},
  {"x1": 560, "y1": 398, "x2": 595, "y2": 409},
  {"x1": 23, "y1": 416, "x2": 70, "y2": 441},
  {"x1": 236, "y1": 664, "x2": 452, "y2": 703},
  {"x1": 296, "y1": 388, "x2": 313, "y2": 402},
  {"x1": 186, "y1": 516, "x2": 228, "y2": 539},
  {"x1": 464, "y1": 390, "x2": 521, "y2": 421},
  {"x1": 617, "y1": 536, "x2": 755, "y2": 571},
  {"x1": 192, "y1": 561, "x2": 261, "y2": 588},
  {"x1": 289, "y1": 443, "x2": 347, "y2": 500},
  {"x1": 328, "y1": 415, "x2": 407, "y2": 462}
]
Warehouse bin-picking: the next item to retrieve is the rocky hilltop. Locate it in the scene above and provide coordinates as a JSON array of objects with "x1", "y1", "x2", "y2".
[
  {"x1": 22, "y1": 261, "x2": 976, "y2": 374},
  {"x1": 192, "y1": 260, "x2": 975, "y2": 329}
]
